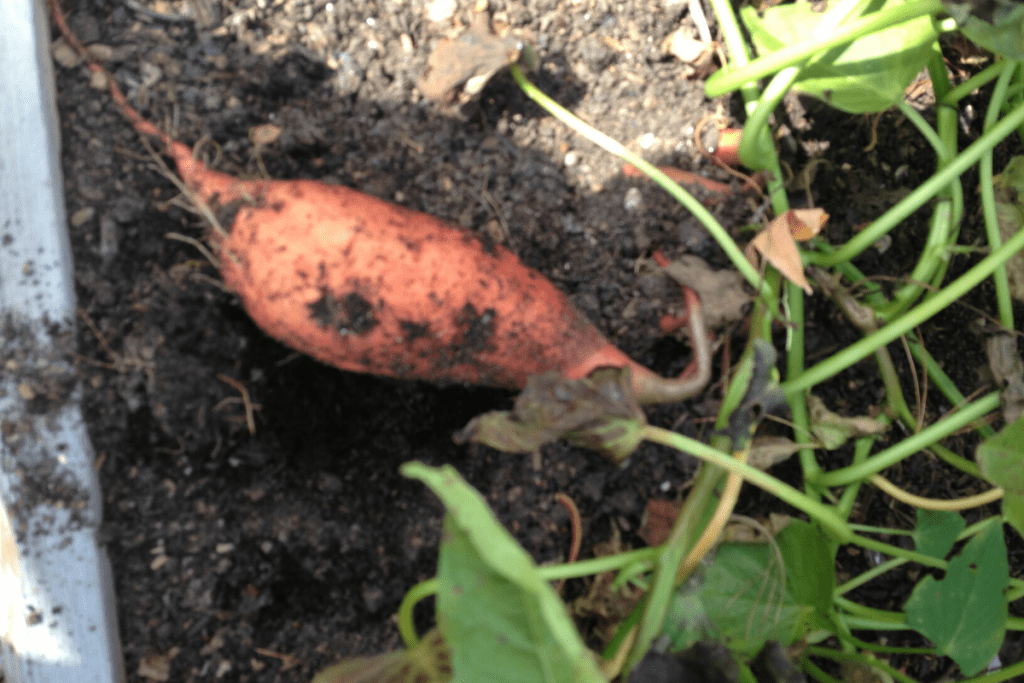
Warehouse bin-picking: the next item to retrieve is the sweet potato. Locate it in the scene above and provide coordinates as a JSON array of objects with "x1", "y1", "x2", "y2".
[{"x1": 50, "y1": 0, "x2": 710, "y2": 403}]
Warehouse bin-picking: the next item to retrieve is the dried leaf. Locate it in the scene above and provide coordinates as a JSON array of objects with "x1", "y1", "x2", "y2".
[
  {"x1": 789, "y1": 208, "x2": 828, "y2": 241},
  {"x1": 659, "y1": 254, "x2": 753, "y2": 330},
  {"x1": 638, "y1": 499, "x2": 681, "y2": 546},
  {"x1": 747, "y1": 435, "x2": 806, "y2": 470},
  {"x1": 418, "y1": 14, "x2": 527, "y2": 102},
  {"x1": 454, "y1": 367, "x2": 647, "y2": 461},
  {"x1": 986, "y1": 332, "x2": 1024, "y2": 425},
  {"x1": 750, "y1": 210, "x2": 829, "y2": 294},
  {"x1": 807, "y1": 394, "x2": 888, "y2": 450}
]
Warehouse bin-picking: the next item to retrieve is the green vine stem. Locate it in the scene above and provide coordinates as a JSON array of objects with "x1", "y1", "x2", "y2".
[
  {"x1": 810, "y1": 101, "x2": 1024, "y2": 268},
  {"x1": 508, "y1": 64, "x2": 768, "y2": 294},
  {"x1": 827, "y1": 255, "x2": 996, "y2": 444},
  {"x1": 944, "y1": 59, "x2": 1013, "y2": 107},
  {"x1": 833, "y1": 557, "x2": 907, "y2": 597},
  {"x1": 785, "y1": 209, "x2": 1024, "y2": 394},
  {"x1": 396, "y1": 546, "x2": 661, "y2": 647},
  {"x1": 978, "y1": 62, "x2": 1020, "y2": 330},
  {"x1": 643, "y1": 426, "x2": 852, "y2": 540},
  {"x1": 705, "y1": 0, "x2": 946, "y2": 95},
  {"x1": 810, "y1": 392, "x2": 999, "y2": 487}
]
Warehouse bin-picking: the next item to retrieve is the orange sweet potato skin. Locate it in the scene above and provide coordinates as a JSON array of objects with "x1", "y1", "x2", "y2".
[{"x1": 196, "y1": 169, "x2": 631, "y2": 388}]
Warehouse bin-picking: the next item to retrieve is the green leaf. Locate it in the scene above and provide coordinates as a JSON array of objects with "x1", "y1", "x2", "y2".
[
  {"x1": 400, "y1": 462, "x2": 605, "y2": 683},
  {"x1": 775, "y1": 520, "x2": 834, "y2": 620},
  {"x1": 904, "y1": 522, "x2": 1008, "y2": 676},
  {"x1": 944, "y1": 0, "x2": 1024, "y2": 60},
  {"x1": 663, "y1": 543, "x2": 814, "y2": 658},
  {"x1": 741, "y1": 0, "x2": 938, "y2": 113},
  {"x1": 912, "y1": 509, "x2": 965, "y2": 560},
  {"x1": 977, "y1": 415, "x2": 1024, "y2": 537}
]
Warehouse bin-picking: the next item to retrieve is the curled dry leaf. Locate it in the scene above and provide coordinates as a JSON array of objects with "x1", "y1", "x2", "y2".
[
  {"x1": 807, "y1": 393, "x2": 888, "y2": 450},
  {"x1": 748, "y1": 208, "x2": 829, "y2": 295},
  {"x1": 747, "y1": 435, "x2": 807, "y2": 470},
  {"x1": 418, "y1": 13, "x2": 529, "y2": 102},
  {"x1": 453, "y1": 367, "x2": 647, "y2": 461},
  {"x1": 659, "y1": 254, "x2": 753, "y2": 330},
  {"x1": 986, "y1": 331, "x2": 1024, "y2": 425}
]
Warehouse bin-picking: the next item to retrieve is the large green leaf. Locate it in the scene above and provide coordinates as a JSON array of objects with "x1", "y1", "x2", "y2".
[
  {"x1": 663, "y1": 542, "x2": 814, "y2": 658},
  {"x1": 977, "y1": 415, "x2": 1024, "y2": 537},
  {"x1": 904, "y1": 522, "x2": 1008, "y2": 676},
  {"x1": 741, "y1": 0, "x2": 938, "y2": 113},
  {"x1": 401, "y1": 462, "x2": 605, "y2": 683},
  {"x1": 912, "y1": 509, "x2": 965, "y2": 560}
]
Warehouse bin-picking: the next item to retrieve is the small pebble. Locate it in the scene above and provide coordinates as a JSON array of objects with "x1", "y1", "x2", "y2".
[
  {"x1": 70, "y1": 206, "x2": 95, "y2": 227},
  {"x1": 334, "y1": 52, "x2": 363, "y2": 96},
  {"x1": 86, "y1": 44, "x2": 114, "y2": 62},
  {"x1": 564, "y1": 150, "x2": 580, "y2": 167},
  {"x1": 624, "y1": 187, "x2": 643, "y2": 212},
  {"x1": 98, "y1": 215, "x2": 119, "y2": 264},
  {"x1": 426, "y1": 0, "x2": 457, "y2": 22},
  {"x1": 88, "y1": 70, "x2": 108, "y2": 91},
  {"x1": 640, "y1": 132, "x2": 656, "y2": 149},
  {"x1": 51, "y1": 38, "x2": 82, "y2": 68}
]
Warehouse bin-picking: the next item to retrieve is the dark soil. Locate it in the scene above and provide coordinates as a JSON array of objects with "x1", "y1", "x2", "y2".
[{"x1": 49, "y1": 0, "x2": 1023, "y2": 681}]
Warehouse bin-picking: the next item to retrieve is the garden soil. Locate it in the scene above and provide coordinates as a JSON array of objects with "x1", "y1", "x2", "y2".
[{"x1": 46, "y1": 0, "x2": 1024, "y2": 680}]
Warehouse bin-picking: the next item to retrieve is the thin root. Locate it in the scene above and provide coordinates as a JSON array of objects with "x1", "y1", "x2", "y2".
[
  {"x1": 553, "y1": 492, "x2": 582, "y2": 593},
  {"x1": 217, "y1": 373, "x2": 257, "y2": 435},
  {"x1": 165, "y1": 232, "x2": 220, "y2": 270},
  {"x1": 140, "y1": 137, "x2": 230, "y2": 241}
]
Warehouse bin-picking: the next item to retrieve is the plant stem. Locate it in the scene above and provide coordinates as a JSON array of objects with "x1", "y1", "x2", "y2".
[
  {"x1": 809, "y1": 101, "x2": 1024, "y2": 268},
  {"x1": 853, "y1": 534, "x2": 947, "y2": 569},
  {"x1": 508, "y1": 64, "x2": 766, "y2": 294},
  {"x1": 705, "y1": 0, "x2": 946, "y2": 95},
  {"x1": 906, "y1": 335, "x2": 997, "y2": 441},
  {"x1": 869, "y1": 474, "x2": 1002, "y2": 511},
  {"x1": 943, "y1": 59, "x2": 1012, "y2": 105},
  {"x1": 810, "y1": 393, "x2": 1000, "y2": 486},
  {"x1": 396, "y1": 544, "x2": 663, "y2": 647},
  {"x1": 643, "y1": 426, "x2": 852, "y2": 540},
  {"x1": 786, "y1": 210, "x2": 1024, "y2": 394},
  {"x1": 834, "y1": 557, "x2": 907, "y2": 596},
  {"x1": 979, "y1": 63, "x2": 1019, "y2": 330},
  {"x1": 786, "y1": 283, "x2": 822, "y2": 489},
  {"x1": 836, "y1": 435, "x2": 875, "y2": 521},
  {"x1": 803, "y1": 659, "x2": 843, "y2": 683},
  {"x1": 397, "y1": 578, "x2": 437, "y2": 647},
  {"x1": 960, "y1": 660, "x2": 1024, "y2": 683}
]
